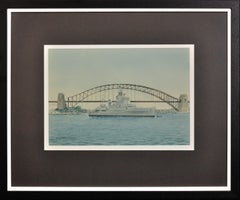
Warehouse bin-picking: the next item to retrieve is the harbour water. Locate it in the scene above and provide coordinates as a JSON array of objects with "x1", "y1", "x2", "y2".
[{"x1": 49, "y1": 113, "x2": 190, "y2": 146}]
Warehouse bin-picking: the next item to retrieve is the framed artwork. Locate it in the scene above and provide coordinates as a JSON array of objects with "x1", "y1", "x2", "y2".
[{"x1": 1, "y1": 0, "x2": 239, "y2": 199}]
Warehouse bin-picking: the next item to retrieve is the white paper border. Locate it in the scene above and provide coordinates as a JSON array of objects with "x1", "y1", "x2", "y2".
[
  {"x1": 44, "y1": 44, "x2": 194, "y2": 151},
  {"x1": 7, "y1": 8, "x2": 231, "y2": 191}
]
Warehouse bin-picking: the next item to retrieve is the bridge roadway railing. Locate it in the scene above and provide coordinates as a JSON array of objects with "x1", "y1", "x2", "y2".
[{"x1": 67, "y1": 84, "x2": 180, "y2": 111}]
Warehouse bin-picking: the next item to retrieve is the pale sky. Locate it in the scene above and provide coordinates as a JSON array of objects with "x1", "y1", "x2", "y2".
[{"x1": 48, "y1": 47, "x2": 190, "y2": 109}]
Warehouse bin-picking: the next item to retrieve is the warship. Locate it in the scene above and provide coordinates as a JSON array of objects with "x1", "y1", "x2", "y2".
[{"x1": 89, "y1": 90, "x2": 157, "y2": 117}]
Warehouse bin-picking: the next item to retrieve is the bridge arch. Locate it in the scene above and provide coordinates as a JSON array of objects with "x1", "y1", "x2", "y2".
[{"x1": 67, "y1": 84, "x2": 180, "y2": 111}]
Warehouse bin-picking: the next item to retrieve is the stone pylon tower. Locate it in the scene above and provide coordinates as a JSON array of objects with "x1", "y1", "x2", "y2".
[
  {"x1": 57, "y1": 93, "x2": 66, "y2": 110},
  {"x1": 178, "y1": 94, "x2": 189, "y2": 112}
]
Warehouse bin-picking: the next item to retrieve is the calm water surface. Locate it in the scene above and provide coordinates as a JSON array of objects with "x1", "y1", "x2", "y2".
[{"x1": 49, "y1": 113, "x2": 190, "y2": 145}]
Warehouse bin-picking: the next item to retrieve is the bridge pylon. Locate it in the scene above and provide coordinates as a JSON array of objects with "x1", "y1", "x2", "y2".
[
  {"x1": 178, "y1": 94, "x2": 189, "y2": 112},
  {"x1": 57, "y1": 93, "x2": 66, "y2": 110}
]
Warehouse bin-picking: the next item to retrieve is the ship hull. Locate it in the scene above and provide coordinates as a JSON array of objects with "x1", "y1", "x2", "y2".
[
  {"x1": 89, "y1": 113, "x2": 156, "y2": 117},
  {"x1": 89, "y1": 110, "x2": 157, "y2": 117}
]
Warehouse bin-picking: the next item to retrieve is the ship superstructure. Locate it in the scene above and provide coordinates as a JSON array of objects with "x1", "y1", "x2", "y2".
[{"x1": 89, "y1": 91, "x2": 157, "y2": 117}]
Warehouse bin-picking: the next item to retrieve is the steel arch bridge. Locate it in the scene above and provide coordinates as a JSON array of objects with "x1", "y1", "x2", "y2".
[{"x1": 67, "y1": 84, "x2": 180, "y2": 111}]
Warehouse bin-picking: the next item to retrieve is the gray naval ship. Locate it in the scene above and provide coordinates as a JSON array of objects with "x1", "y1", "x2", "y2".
[{"x1": 89, "y1": 90, "x2": 157, "y2": 117}]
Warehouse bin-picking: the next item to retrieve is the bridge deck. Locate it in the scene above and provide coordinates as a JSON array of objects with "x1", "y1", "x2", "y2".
[{"x1": 49, "y1": 100, "x2": 179, "y2": 103}]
